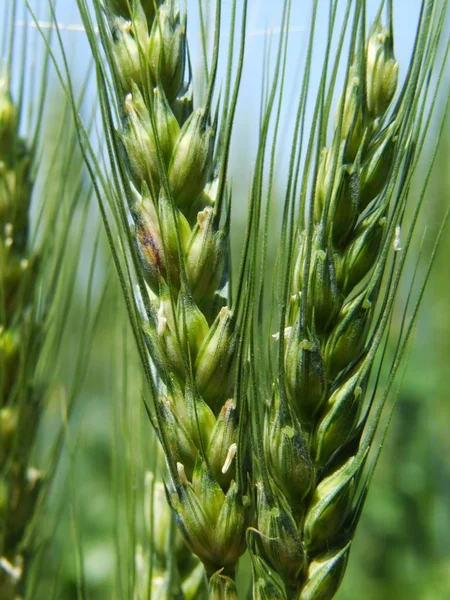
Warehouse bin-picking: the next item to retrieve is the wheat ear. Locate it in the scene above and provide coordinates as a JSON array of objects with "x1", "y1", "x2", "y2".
[
  {"x1": 93, "y1": 0, "x2": 249, "y2": 590},
  {"x1": 249, "y1": 4, "x2": 447, "y2": 599},
  {"x1": 0, "y1": 70, "x2": 44, "y2": 597}
]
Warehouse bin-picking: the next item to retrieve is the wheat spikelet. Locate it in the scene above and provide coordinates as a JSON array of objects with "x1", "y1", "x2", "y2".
[{"x1": 133, "y1": 471, "x2": 206, "y2": 599}]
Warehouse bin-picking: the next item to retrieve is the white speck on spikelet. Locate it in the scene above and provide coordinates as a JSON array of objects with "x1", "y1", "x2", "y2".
[
  {"x1": 177, "y1": 462, "x2": 188, "y2": 486},
  {"x1": 0, "y1": 557, "x2": 21, "y2": 581},
  {"x1": 124, "y1": 93, "x2": 133, "y2": 114},
  {"x1": 157, "y1": 304, "x2": 167, "y2": 336},
  {"x1": 272, "y1": 327, "x2": 292, "y2": 341},
  {"x1": 222, "y1": 443, "x2": 237, "y2": 474}
]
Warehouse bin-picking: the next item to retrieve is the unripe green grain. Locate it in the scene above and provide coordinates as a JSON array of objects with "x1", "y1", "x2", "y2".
[
  {"x1": 158, "y1": 190, "x2": 191, "y2": 259},
  {"x1": 299, "y1": 544, "x2": 350, "y2": 600},
  {"x1": 134, "y1": 193, "x2": 164, "y2": 286},
  {"x1": 157, "y1": 301, "x2": 186, "y2": 379},
  {"x1": 0, "y1": 328, "x2": 21, "y2": 391},
  {"x1": 140, "y1": 470, "x2": 207, "y2": 600},
  {"x1": 195, "y1": 307, "x2": 236, "y2": 410},
  {"x1": 338, "y1": 202, "x2": 387, "y2": 295},
  {"x1": 212, "y1": 482, "x2": 247, "y2": 570},
  {"x1": 71, "y1": 0, "x2": 244, "y2": 591},
  {"x1": 285, "y1": 327, "x2": 327, "y2": 423},
  {"x1": 207, "y1": 399, "x2": 238, "y2": 488},
  {"x1": 123, "y1": 86, "x2": 180, "y2": 193},
  {"x1": 111, "y1": 17, "x2": 148, "y2": 92},
  {"x1": 186, "y1": 207, "x2": 226, "y2": 306},
  {"x1": 359, "y1": 122, "x2": 397, "y2": 209},
  {"x1": 168, "y1": 109, "x2": 216, "y2": 211},
  {"x1": 192, "y1": 461, "x2": 226, "y2": 527},
  {"x1": 158, "y1": 398, "x2": 198, "y2": 477},
  {"x1": 314, "y1": 367, "x2": 365, "y2": 466},
  {"x1": 146, "y1": 478, "x2": 174, "y2": 558},
  {"x1": 324, "y1": 292, "x2": 372, "y2": 379},
  {"x1": 148, "y1": 1, "x2": 186, "y2": 103},
  {"x1": 252, "y1": 553, "x2": 287, "y2": 600},
  {"x1": 336, "y1": 66, "x2": 363, "y2": 162},
  {"x1": 308, "y1": 243, "x2": 342, "y2": 333},
  {"x1": 183, "y1": 382, "x2": 216, "y2": 450},
  {"x1": 304, "y1": 454, "x2": 364, "y2": 550},
  {"x1": 256, "y1": 483, "x2": 305, "y2": 588},
  {"x1": 177, "y1": 292, "x2": 209, "y2": 363},
  {"x1": 314, "y1": 147, "x2": 334, "y2": 222},
  {"x1": 366, "y1": 23, "x2": 399, "y2": 119},
  {"x1": 0, "y1": 73, "x2": 51, "y2": 597},
  {"x1": 0, "y1": 147, "x2": 32, "y2": 246},
  {"x1": 264, "y1": 391, "x2": 313, "y2": 511},
  {"x1": 171, "y1": 474, "x2": 214, "y2": 565},
  {"x1": 1, "y1": 253, "x2": 36, "y2": 315},
  {"x1": 329, "y1": 162, "x2": 360, "y2": 248}
]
